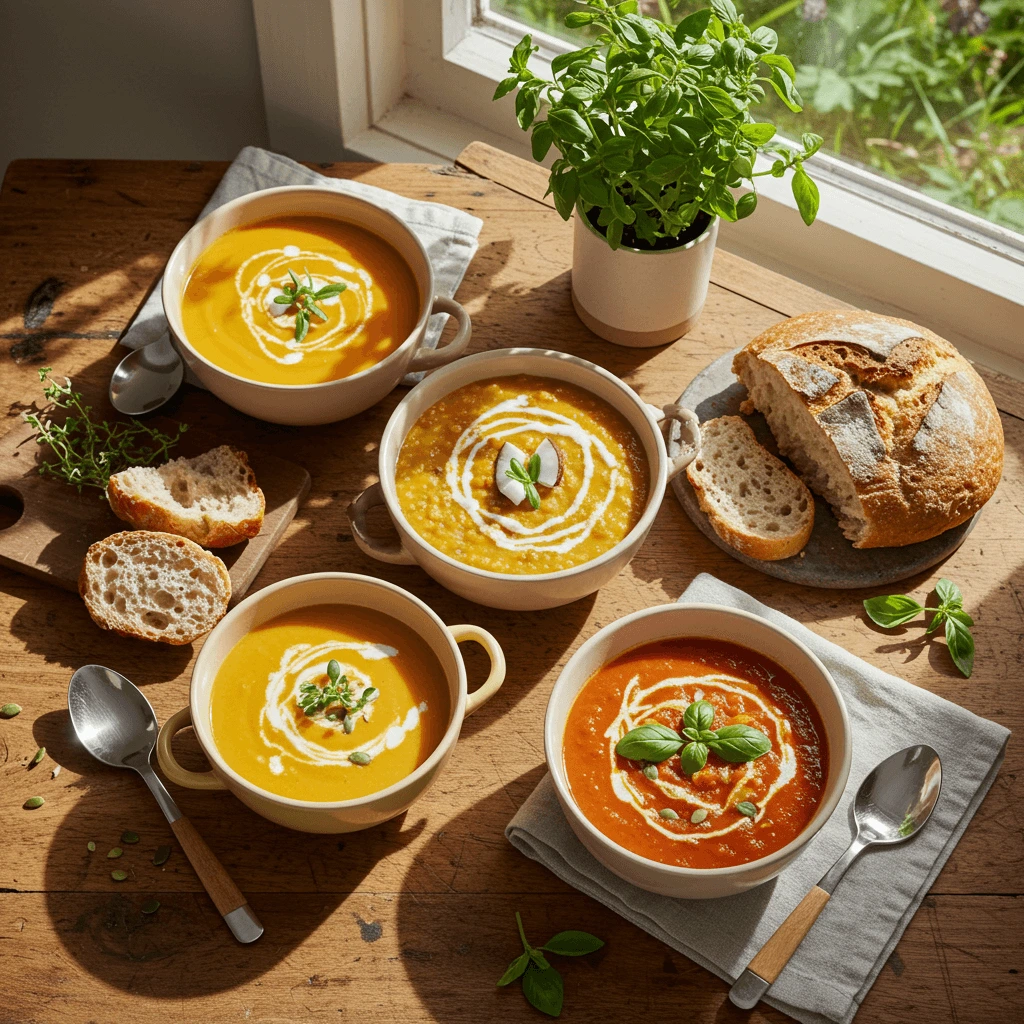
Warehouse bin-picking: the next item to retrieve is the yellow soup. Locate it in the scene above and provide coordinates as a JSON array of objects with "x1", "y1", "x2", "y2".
[
  {"x1": 396, "y1": 375, "x2": 650, "y2": 574},
  {"x1": 181, "y1": 216, "x2": 420, "y2": 385},
  {"x1": 209, "y1": 605, "x2": 450, "y2": 801}
]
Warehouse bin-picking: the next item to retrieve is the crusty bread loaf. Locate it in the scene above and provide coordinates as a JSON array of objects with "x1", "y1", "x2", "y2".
[
  {"x1": 733, "y1": 311, "x2": 1003, "y2": 548},
  {"x1": 107, "y1": 445, "x2": 264, "y2": 548},
  {"x1": 686, "y1": 416, "x2": 814, "y2": 560},
  {"x1": 79, "y1": 531, "x2": 230, "y2": 645}
]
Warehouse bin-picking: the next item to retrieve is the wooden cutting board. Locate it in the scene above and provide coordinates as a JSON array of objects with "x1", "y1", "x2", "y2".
[{"x1": 0, "y1": 419, "x2": 310, "y2": 604}]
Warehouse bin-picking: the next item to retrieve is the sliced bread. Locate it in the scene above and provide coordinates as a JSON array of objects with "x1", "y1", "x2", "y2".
[
  {"x1": 107, "y1": 446, "x2": 264, "y2": 548},
  {"x1": 79, "y1": 531, "x2": 231, "y2": 645},
  {"x1": 686, "y1": 416, "x2": 814, "y2": 561}
]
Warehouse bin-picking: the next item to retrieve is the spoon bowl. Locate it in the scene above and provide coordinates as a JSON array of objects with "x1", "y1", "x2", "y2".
[{"x1": 109, "y1": 332, "x2": 183, "y2": 416}]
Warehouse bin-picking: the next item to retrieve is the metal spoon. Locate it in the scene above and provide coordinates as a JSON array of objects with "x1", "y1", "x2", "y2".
[
  {"x1": 68, "y1": 664, "x2": 262, "y2": 943},
  {"x1": 109, "y1": 332, "x2": 183, "y2": 415},
  {"x1": 730, "y1": 744, "x2": 942, "y2": 1009}
]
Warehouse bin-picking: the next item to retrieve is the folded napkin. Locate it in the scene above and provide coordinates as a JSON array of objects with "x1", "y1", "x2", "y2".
[
  {"x1": 120, "y1": 145, "x2": 483, "y2": 385},
  {"x1": 507, "y1": 573, "x2": 1009, "y2": 1024}
]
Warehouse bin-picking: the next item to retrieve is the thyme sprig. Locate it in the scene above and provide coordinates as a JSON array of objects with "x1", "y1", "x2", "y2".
[
  {"x1": 298, "y1": 658, "x2": 379, "y2": 733},
  {"x1": 23, "y1": 368, "x2": 187, "y2": 494},
  {"x1": 274, "y1": 269, "x2": 346, "y2": 343}
]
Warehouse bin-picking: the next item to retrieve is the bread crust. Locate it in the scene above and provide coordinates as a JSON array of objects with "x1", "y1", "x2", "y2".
[{"x1": 733, "y1": 311, "x2": 1004, "y2": 548}]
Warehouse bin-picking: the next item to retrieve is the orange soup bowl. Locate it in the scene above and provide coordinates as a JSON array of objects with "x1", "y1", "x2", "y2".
[
  {"x1": 156, "y1": 573, "x2": 504, "y2": 833},
  {"x1": 162, "y1": 186, "x2": 472, "y2": 425},
  {"x1": 545, "y1": 603, "x2": 851, "y2": 898},
  {"x1": 348, "y1": 348, "x2": 701, "y2": 611}
]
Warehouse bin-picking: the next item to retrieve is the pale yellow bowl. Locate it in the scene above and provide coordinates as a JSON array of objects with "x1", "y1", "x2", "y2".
[{"x1": 157, "y1": 572, "x2": 504, "y2": 834}]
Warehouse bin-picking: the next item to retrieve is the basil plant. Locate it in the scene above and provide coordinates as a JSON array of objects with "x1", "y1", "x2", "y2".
[{"x1": 493, "y1": 0, "x2": 823, "y2": 250}]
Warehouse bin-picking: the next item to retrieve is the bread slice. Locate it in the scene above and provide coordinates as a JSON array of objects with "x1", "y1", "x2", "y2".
[
  {"x1": 79, "y1": 531, "x2": 230, "y2": 645},
  {"x1": 107, "y1": 446, "x2": 264, "y2": 548},
  {"x1": 686, "y1": 416, "x2": 814, "y2": 561}
]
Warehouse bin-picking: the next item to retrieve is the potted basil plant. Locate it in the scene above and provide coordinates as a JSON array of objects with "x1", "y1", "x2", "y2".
[{"x1": 494, "y1": 0, "x2": 823, "y2": 347}]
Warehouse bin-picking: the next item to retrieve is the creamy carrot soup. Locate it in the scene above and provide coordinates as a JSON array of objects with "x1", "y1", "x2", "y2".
[
  {"x1": 395, "y1": 375, "x2": 649, "y2": 575},
  {"x1": 209, "y1": 605, "x2": 449, "y2": 801},
  {"x1": 563, "y1": 638, "x2": 828, "y2": 868},
  {"x1": 181, "y1": 216, "x2": 419, "y2": 385}
]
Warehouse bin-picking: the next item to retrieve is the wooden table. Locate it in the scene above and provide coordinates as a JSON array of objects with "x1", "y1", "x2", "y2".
[{"x1": 0, "y1": 144, "x2": 1020, "y2": 1024}]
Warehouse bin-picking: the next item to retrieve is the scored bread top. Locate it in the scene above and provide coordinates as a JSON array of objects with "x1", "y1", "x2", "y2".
[{"x1": 734, "y1": 310, "x2": 1003, "y2": 548}]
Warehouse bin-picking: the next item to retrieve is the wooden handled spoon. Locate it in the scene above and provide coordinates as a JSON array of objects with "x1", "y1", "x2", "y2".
[
  {"x1": 729, "y1": 744, "x2": 942, "y2": 1009},
  {"x1": 68, "y1": 664, "x2": 263, "y2": 943}
]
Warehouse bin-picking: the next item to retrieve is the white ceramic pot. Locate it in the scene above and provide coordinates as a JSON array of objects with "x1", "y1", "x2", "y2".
[
  {"x1": 348, "y1": 347, "x2": 701, "y2": 611},
  {"x1": 545, "y1": 603, "x2": 852, "y2": 899},
  {"x1": 571, "y1": 212, "x2": 719, "y2": 347},
  {"x1": 156, "y1": 573, "x2": 505, "y2": 833},
  {"x1": 162, "y1": 186, "x2": 472, "y2": 425}
]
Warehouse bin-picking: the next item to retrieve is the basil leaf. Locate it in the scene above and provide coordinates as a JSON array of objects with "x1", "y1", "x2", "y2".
[
  {"x1": 541, "y1": 931, "x2": 605, "y2": 956},
  {"x1": 683, "y1": 699, "x2": 715, "y2": 734},
  {"x1": 936, "y1": 578, "x2": 963, "y2": 609},
  {"x1": 681, "y1": 726, "x2": 700, "y2": 742},
  {"x1": 674, "y1": 8, "x2": 711, "y2": 42},
  {"x1": 547, "y1": 108, "x2": 592, "y2": 145},
  {"x1": 945, "y1": 615, "x2": 975, "y2": 678},
  {"x1": 736, "y1": 192, "x2": 758, "y2": 219},
  {"x1": 863, "y1": 594, "x2": 924, "y2": 628},
  {"x1": 679, "y1": 741, "x2": 709, "y2": 774},
  {"x1": 493, "y1": 76, "x2": 520, "y2": 101},
  {"x1": 497, "y1": 951, "x2": 529, "y2": 986},
  {"x1": 791, "y1": 165, "x2": 819, "y2": 226},
  {"x1": 522, "y1": 965, "x2": 564, "y2": 1018},
  {"x1": 768, "y1": 65, "x2": 803, "y2": 113},
  {"x1": 531, "y1": 122, "x2": 554, "y2": 162},
  {"x1": 947, "y1": 607, "x2": 974, "y2": 628},
  {"x1": 707, "y1": 725, "x2": 771, "y2": 763},
  {"x1": 528, "y1": 948, "x2": 551, "y2": 971},
  {"x1": 615, "y1": 723, "x2": 684, "y2": 763},
  {"x1": 739, "y1": 122, "x2": 776, "y2": 145},
  {"x1": 926, "y1": 610, "x2": 946, "y2": 635}
]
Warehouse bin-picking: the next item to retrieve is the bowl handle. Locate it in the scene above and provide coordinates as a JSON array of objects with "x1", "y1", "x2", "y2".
[
  {"x1": 448, "y1": 624, "x2": 506, "y2": 716},
  {"x1": 407, "y1": 295, "x2": 472, "y2": 372},
  {"x1": 349, "y1": 481, "x2": 417, "y2": 565},
  {"x1": 157, "y1": 707, "x2": 227, "y2": 790},
  {"x1": 650, "y1": 403, "x2": 702, "y2": 480}
]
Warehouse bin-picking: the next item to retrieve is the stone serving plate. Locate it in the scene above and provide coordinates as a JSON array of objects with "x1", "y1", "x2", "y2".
[{"x1": 667, "y1": 348, "x2": 979, "y2": 589}]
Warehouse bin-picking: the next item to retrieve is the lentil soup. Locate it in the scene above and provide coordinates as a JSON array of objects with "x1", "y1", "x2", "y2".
[{"x1": 395, "y1": 375, "x2": 650, "y2": 575}]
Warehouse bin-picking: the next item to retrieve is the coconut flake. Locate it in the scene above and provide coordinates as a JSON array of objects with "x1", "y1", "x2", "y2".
[
  {"x1": 535, "y1": 437, "x2": 563, "y2": 487},
  {"x1": 495, "y1": 441, "x2": 528, "y2": 505}
]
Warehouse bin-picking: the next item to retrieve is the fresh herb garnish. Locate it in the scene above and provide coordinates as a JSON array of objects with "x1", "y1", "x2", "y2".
[
  {"x1": 24, "y1": 368, "x2": 187, "y2": 493},
  {"x1": 298, "y1": 658, "x2": 379, "y2": 732},
  {"x1": 497, "y1": 911, "x2": 603, "y2": 1018},
  {"x1": 864, "y1": 578, "x2": 975, "y2": 677},
  {"x1": 506, "y1": 454, "x2": 543, "y2": 510},
  {"x1": 274, "y1": 269, "x2": 346, "y2": 343},
  {"x1": 615, "y1": 699, "x2": 771, "y2": 774}
]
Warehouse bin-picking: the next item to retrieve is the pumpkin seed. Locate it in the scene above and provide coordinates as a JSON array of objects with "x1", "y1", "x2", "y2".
[
  {"x1": 30, "y1": 746, "x2": 45, "y2": 766},
  {"x1": 342, "y1": 716, "x2": 355, "y2": 734},
  {"x1": 348, "y1": 751, "x2": 372, "y2": 765},
  {"x1": 108, "y1": 847, "x2": 123, "y2": 859},
  {"x1": 111, "y1": 869, "x2": 128, "y2": 882},
  {"x1": 23, "y1": 796, "x2": 44, "y2": 809},
  {"x1": 690, "y1": 808, "x2": 708, "y2": 824},
  {"x1": 658, "y1": 808, "x2": 679, "y2": 820},
  {"x1": 642, "y1": 764, "x2": 658, "y2": 780},
  {"x1": 736, "y1": 801, "x2": 757, "y2": 818},
  {"x1": 153, "y1": 845, "x2": 171, "y2": 866},
  {"x1": 141, "y1": 899, "x2": 160, "y2": 915},
  {"x1": 121, "y1": 830, "x2": 140, "y2": 844},
  {"x1": 1, "y1": 703, "x2": 21, "y2": 718},
  {"x1": 87, "y1": 841, "x2": 96, "y2": 852}
]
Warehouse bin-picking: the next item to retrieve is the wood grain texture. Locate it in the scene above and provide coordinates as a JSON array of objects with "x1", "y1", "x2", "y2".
[
  {"x1": 0, "y1": 152, "x2": 1022, "y2": 1024},
  {"x1": 169, "y1": 815, "x2": 248, "y2": 916},
  {"x1": 748, "y1": 885, "x2": 832, "y2": 983}
]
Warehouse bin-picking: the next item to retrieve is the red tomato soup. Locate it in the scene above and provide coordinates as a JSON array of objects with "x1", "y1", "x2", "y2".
[{"x1": 563, "y1": 638, "x2": 829, "y2": 869}]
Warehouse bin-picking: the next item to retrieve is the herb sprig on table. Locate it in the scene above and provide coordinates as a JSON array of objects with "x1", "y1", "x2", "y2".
[
  {"x1": 275, "y1": 269, "x2": 346, "y2": 343},
  {"x1": 506, "y1": 454, "x2": 543, "y2": 510},
  {"x1": 497, "y1": 911, "x2": 603, "y2": 1018},
  {"x1": 864, "y1": 578, "x2": 975, "y2": 678},
  {"x1": 298, "y1": 658, "x2": 379, "y2": 733},
  {"x1": 23, "y1": 368, "x2": 187, "y2": 493},
  {"x1": 615, "y1": 699, "x2": 770, "y2": 774}
]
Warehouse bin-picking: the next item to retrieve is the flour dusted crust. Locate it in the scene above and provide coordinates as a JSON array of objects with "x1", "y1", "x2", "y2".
[{"x1": 732, "y1": 311, "x2": 1004, "y2": 548}]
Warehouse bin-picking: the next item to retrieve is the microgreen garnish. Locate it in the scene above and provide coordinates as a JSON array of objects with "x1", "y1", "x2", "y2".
[
  {"x1": 615, "y1": 699, "x2": 771, "y2": 775},
  {"x1": 497, "y1": 911, "x2": 603, "y2": 1018},
  {"x1": 24, "y1": 368, "x2": 187, "y2": 493},
  {"x1": 274, "y1": 269, "x2": 346, "y2": 343},
  {"x1": 298, "y1": 658, "x2": 379, "y2": 733},
  {"x1": 506, "y1": 454, "x2": 543, "y2": 510},
  {"x1": 864, "y1": 578, "x2": 975, "y2": 678},
  {"x1": 736, "y1": 801, "x2": 758, "y2": 818}
]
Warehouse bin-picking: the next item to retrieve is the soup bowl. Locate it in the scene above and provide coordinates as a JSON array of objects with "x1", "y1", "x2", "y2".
[
  {"x1": 162, "y1": 185, "x2": 472, "y2": 425},
  {"x1": 156, "y1": 572, "x2": 505, "y2": 833},
  {"x1": 348, "y1": 348, "x2": 701, "y2": 610},
  {"x1": 545, "y1": 603, "x2": 851, "y2": 898}
]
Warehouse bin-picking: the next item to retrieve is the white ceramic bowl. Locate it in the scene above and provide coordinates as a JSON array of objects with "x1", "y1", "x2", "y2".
[
  {"x1": 161, "y1": 186, "x2": 472, "y2": 425},
  {"x1": 156, "y1": 573, "x2": 505, "y2": 833},
  {"x1": 545, "y1": 603, "x2": 852, "y2": 898},
  {"x1": 348, "y1": 347, "x2": 701, "y2": 611}
]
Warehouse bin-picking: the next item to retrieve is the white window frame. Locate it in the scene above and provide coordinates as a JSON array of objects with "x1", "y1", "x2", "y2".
[{"x1": 252, "y1": 0, "x2": 1024, "y2": 380}]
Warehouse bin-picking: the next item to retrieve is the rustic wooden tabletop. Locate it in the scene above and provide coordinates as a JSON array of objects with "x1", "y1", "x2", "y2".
[{"x1": 0, "y1": 144, "x2": 1020, "y2": 1024}]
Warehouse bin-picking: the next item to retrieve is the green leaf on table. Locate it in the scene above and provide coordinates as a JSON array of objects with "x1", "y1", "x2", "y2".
[
  {"x1": 945, "y1": 615, "x2": 975, "y2": 678},
  {"x1": 864, "y1": 594, "x2": 924, "y2": 628},
  {"x1": 936, "y1": 578, "x2": 963, "y2": 608},
  {"x1": 498, "y1": 952, "x2": 529, "y2": 987},
  {"x1": 523, "y1": 965, "x2": 564, "y2": 1017},
  {"x1": 541, "y1": 931, "x2": 605, "y2": 956}
]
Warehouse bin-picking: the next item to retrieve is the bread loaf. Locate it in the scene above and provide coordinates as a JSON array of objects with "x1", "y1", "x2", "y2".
[{"x1": 733, "y1": 311, "x2": 1003, "y2": 548}]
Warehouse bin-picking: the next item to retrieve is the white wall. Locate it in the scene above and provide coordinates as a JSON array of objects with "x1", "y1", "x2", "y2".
[{"x1": 0, "y1": 0, "x2": 270, "y2": 177}]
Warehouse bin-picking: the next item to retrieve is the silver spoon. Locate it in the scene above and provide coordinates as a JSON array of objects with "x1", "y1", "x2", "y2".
[
  {"x1": 109, "y1": 332, "x2": 183, "y2": 415},
  {"x1": 68, "y1": 664, "x2": 262, "y2": 943},
  {"x1": 730, "y1": 744, "x2": 941, "y2": 1009}
]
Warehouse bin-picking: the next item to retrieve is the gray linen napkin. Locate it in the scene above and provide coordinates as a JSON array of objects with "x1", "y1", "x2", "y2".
[
  {"x1": 506, "y1": 573, "x2": 1009, "y2": 1024},
  {"x1": 120, "y1": 145, "x2": 482, "y2": 385}
]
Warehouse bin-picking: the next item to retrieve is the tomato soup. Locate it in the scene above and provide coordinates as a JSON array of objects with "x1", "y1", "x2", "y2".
[
  {"x1": 182, "y1": 215, "x2": 420, "y2": 385},
  {"x1": 209, "y1": 604, "x2": 449, "y2": 801},
  {"x1": 395, "y1": 375, "x2": 650, "y2": 575},
  {"x1": 563, "y1": 638, "x2": 828, "y2": 869}
]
